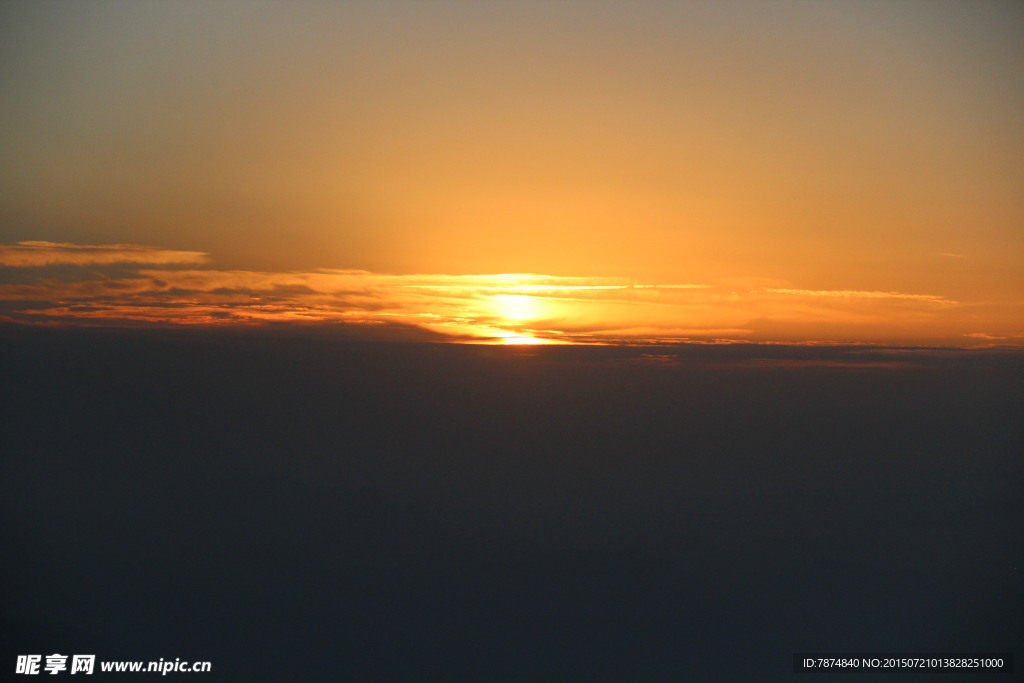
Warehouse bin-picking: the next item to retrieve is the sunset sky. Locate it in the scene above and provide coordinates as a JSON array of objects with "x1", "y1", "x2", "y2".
[
  {"x1": 3, "y1": 4, "x2": 1023, "y2": 676},
  {"x1": 2, "y1": 0, "x2": 1021, "y2": 345}
]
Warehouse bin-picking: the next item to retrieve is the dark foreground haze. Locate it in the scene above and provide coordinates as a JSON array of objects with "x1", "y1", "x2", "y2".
[{"x1": 2, "y1": 327, "x2": 1021, "y2": 680}]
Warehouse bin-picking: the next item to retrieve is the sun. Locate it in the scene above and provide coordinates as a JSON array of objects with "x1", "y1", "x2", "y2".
[
  {"x1": 499, "y1": 334, "x2": 547, "y2": 345},
  {"x1": 492, "y1": 294, "x2": 541, "y2": 321}
]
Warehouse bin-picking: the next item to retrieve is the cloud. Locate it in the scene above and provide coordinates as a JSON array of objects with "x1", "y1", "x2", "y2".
[
  {"x1": 762, "y1": 288, "x2": 956, "y2": 304},
  {"x1": 0, "y1": 241, "x2": 1009, "y2": 347},
  {"x1": 0, "y1": 242, "x2": 208, "y2": 267},
  {"x1": 963, "y1": 331, "x2": 1024, "y2": 345},
  {"x1": 0, "y1": 277, "x2": 164, "y2": 301},
  {"x1": 741, "y1": 359, "x2": 917, "y2": 369}
]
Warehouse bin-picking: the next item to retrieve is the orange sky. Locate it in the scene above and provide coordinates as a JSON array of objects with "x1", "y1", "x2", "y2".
[{"x1": 1, "y1": 1, "x2": 1021, "y2": 345}]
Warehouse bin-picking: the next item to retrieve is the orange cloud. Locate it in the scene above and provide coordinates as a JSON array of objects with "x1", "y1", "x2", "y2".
[
  {"x1": 1, "y1": 242, "x2": 1017, "y2": 347},
  {"x1": 762, "y1": 288, "x2": 956, "y2": 304},
  {"x1": 0, "y1": 242, "x2": 208, "y2": 267}
]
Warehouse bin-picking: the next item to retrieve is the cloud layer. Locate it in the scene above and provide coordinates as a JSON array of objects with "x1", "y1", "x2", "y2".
[
  {"x1": 0, "y1": 242, "x2": 1018, "y2": 347},
  {"x1": 0, "y1": 241, "x2": 208, "y2": 267}
]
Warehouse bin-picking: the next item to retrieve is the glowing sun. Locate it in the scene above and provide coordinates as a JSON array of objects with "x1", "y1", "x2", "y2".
[{"x1": 492, "y1": 294, "x2": 541, "y2": 321}]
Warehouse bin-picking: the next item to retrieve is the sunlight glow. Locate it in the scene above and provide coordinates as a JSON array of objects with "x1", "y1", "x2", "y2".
[
  {"x1": 492, "y1": 294, "x2": 541, "y2": 321},
  {"x1": 499, "y1": 335, "x2": 547, "y2": 345}
]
